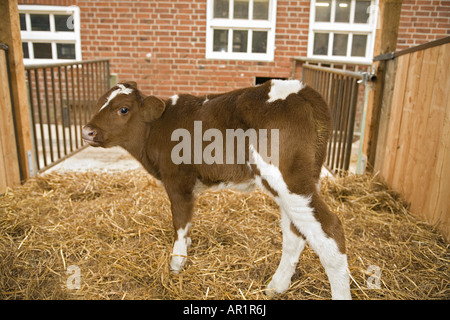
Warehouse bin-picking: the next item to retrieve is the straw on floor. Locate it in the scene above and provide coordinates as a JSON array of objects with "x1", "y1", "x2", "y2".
[{"x1": 0, "y1": 170, "x2": 448, "y2": 299}]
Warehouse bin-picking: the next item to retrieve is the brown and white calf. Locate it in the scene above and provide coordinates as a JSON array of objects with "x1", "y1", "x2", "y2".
[{"x1": 82, "y1": 80, "x2": 351, "y2": 300}]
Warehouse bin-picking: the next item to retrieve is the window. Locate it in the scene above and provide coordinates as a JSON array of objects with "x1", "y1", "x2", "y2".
[
  {"x1": 19, "y1": 5, "x2": 81, "y2": 65},
  {"x1": 206, "y1": 0, "x2": 277, "y2": 61},
  {"x1": 307, "y1": 0, "x2": 378, "y2": 64}
]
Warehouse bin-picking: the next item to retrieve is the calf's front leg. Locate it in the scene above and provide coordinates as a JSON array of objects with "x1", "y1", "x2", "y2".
[{"x1": 165, "y1": 184, "x2": 195, "y2": 273}]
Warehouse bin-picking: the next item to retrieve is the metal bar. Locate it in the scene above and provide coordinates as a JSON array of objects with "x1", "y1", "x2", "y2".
[
  {"x1": 326, "y1": 74, "x2": 336, "y2": 168},
  {"x1": 71, "y1": 65, "x2": 78, "y2": 149},
  {"x1": 50, "y1": 67, "x2": 61, "y2": 159},
  {"x1": 344, "y1": 80, "x2": 359, "y2": 171},
  {"x1": 373, "y1": 36, "x2": 450, "y2": 61},
  {"x1": 335, "y1": 76, "x2": 349, "y2": 173},
  {"x1": 338, "y1": 77, "x2": 352, "y2": 172},
  {"x1": 303, "y1": 64, "x2": 363, "y2": 79},
  {"x1": 76, "y1": 64, "x2": 82, "y2": 148},
  {"x1": 43, "y1": 67, "x2": 54, "y2": 163},
  {"x1": 292, "y1": 56, "x2": 372, "y2": 67},
  {"x1": 106, "y1": 60, "x2": 110, "y2": 91},
  {"x1": 64, "y1": 66, "x2": 73, "y2": 152},
  {"x1": 24, "y1": 59, "x2": 110, "y2": 70},
  {"x1": 27, "y1": 69, "x2": 40, "y2": 171},
  {"x1": 58, "y1": 66, "x2": 67, "y2": 156},
  {"x1": 34, "y1": 69, "x2": 47, "y2": 168},
  {"x1": 82, "y1": 62, "x2": 87, "y2": 130}
]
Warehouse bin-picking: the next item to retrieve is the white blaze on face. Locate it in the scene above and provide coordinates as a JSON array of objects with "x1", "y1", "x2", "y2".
[
  {"x1": 99, "y1": 84, "x2": 134, "y2": 112},
  {"x1": 267, "y1": 79, "x2": 305, "y2": 103}
]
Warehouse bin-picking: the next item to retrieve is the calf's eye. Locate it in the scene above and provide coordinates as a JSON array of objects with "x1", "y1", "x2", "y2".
[{"x1": 119, "y1": 107, "x2": 129, "y2": 115}]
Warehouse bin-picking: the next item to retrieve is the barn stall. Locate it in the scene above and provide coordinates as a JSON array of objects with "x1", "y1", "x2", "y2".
[{"x1": 0, "y1": 0, "x2": 449, "y2": 300}]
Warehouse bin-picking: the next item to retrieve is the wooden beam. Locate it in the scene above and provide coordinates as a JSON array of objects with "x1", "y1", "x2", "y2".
[
  {"x1": 362, "y1": 0, "x2": 403, "y2": 170},
  {"x1": 0, "y1": 48, "x2": 21, "y2": 193},
  {"x1": 0, "y1": 0, "x2": 34, "y2": 180}
]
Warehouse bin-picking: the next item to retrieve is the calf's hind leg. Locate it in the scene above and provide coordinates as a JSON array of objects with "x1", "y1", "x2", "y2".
[
  {"x1": 266, "y1": 209, "x2": 306, "y2": 296},
  {"x1": 284, "y1": 191, "x2": 351, "y2": 300}
]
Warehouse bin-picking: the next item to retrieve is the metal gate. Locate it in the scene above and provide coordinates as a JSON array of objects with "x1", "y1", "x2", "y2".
[
  {"x1": 301, "y1": 64, "x2": 372, "y2": 174},
  {"x1": 25, "y1": 59, "x2": 110, "y2": 172}
]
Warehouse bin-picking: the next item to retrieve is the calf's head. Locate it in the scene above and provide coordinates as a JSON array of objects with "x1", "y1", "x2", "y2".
[{"x1": 82, "y1": 81, "x2": 165, "y2": 148}]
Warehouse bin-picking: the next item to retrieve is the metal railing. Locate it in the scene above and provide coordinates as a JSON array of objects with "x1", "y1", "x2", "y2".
[
  {"x1": 25, "y1": 59, "x2": 109, "y2": 172},
  {"x1": 302, "y1": 63, "x2": 371, "y2": 174}
]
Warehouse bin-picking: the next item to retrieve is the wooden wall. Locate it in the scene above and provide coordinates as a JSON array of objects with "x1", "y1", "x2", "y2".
[
  {"x1": 375, "y1": 39, "x2": 450, "y2": 241},
  {"x1": 0, "y1": 48, "x2": 21, "y2": 194}
]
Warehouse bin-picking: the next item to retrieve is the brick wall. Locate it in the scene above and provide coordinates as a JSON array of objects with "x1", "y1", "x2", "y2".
[
  {"x1": 18, "y1": 1, "x2": 450, "y2": 97},
  {"x1": 396, "y1": 0, "x2": 450, "y2": 51},
  {"x1": 19, "y1": 0, "x2": 310, "y2": 98}
]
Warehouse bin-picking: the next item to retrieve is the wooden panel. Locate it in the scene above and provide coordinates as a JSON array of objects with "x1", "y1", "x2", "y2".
[
  {"x1": 0, "y1": 49, "x2": 21, "y2": 193},
  {"x1": 404, "y1": 45, "x2": 440, "y2": 202},
  {"x1": 379, "y1": 41, "x2": 450, "y2": 241},
  {"x1": 381, "y1": 53, "x2": 410, "y2": 183},
  {"x1": 391, "y1": 49, "x2": 424, "y2": 193},
  {"x1": 422, "y1": 43, "x2": 450, "y2": 240}
]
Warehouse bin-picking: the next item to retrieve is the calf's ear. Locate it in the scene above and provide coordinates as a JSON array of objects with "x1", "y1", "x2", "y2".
[{"x1": 142, "y1": 96, "x2": 166, "y2": 122}]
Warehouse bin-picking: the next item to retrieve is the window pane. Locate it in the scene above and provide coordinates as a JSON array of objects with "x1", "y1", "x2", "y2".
[
  {"x1": 214, "y1": 0, "x2": 229, "y2": 18},
  {"x1": 252, "y1": 31, "x2": 267, "y2": 53},
  {"x1": 335, "y1": 0, "x2": 351, "y2": 23},
  {"x1": 30, "y1": 14, "x2": 50, "y2": 31},
  {"x1": 233, "y1": 30, "x2": 248, "y2": 52},
  {"x1": 315, "y1": 1, "x2": 331, "y2": 22},
  {"x1": 354, "y1": 1, "x2": 371, "y2": 23},
  {"x1": 253, "y1": 0, "x2": 269, "y2": 20},
  {"x1": 33, "y1": 43, "x2": 52, "y2": 59},
  {"x1": 234, "y1": 0, "x2": 249, "y2": 19},
  {"x1": 57, "y1": 43, "x2": 76, "y2": 59},
  {"x1": 213, "y1": 29, "x2": 228, "y2": 52},
  {"x1": 55, "y1": 15, "x2": 74, "y2": 32},
  {"x1": 313, "y1": 33, "x2": 329, "y2": 55},
  {"x1": 333, "y1": 34, "x2": 348, "y2": 56},
  {"x1": 22, "y1": 42, "x2": 29, "y2": 59},
  {"x1": 20, "y1": 13, "x2": 26, "y2": 31},
  {"x1": 351, "y1": 34, "x2": 367, "y2": 57}
]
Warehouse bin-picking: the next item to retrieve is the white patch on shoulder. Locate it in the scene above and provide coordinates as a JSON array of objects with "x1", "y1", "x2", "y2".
[
  {"x1": 203, "y1": 96, "x2": 209, "y2": 105},
  {"x1": 267, "y1": 79, "x2": 305, "y2": 103},
  {"x1": 99, "y1": 84, "x2": 133, "y2": 112},
  {"x1": 170, "y1": 94, "x2": 179, "y2": 106}
]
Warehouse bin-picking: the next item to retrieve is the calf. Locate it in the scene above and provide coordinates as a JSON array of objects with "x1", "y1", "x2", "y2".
[{"x1": 82, "y1": 80, "x2": 351, "y2": 300}]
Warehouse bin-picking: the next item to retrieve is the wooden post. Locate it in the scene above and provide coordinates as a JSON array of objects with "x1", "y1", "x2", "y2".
[
  {"x1": 0, "y1": 0, "x2": 34, "y2": 181},
  {"x1": 362, "y1": 0, "x2": 403, "y2": 170}
]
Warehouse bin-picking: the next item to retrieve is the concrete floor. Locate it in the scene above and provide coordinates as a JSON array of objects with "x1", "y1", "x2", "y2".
[{"x1": 46, "y1": 146, "x2": 143, "y2": 173}]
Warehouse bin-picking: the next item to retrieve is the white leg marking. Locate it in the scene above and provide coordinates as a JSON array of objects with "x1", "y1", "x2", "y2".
[
  {"x1": 266, "y1": 210, "x2": 306, "y2": 296},
  {"x1": 250, "y1": 146, "x2": 351, "y2": 300},
  {"x1": 170, "y1": 223, "x2": 191, "y2": 273}
]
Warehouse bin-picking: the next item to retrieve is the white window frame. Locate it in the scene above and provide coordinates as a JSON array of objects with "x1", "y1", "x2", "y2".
[
  {"x1": 19, "y1": 5, "x2": 82, "y2": 65},
  {"x1": 206, "y1": 0, "x2": 277, "y2": 61},
  {"x1": 307, "y1": 0, "x2": 379, "y2": 64}
]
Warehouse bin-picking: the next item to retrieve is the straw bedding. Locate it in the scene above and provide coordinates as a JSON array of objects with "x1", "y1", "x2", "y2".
[{"x1": 0, "y1": 170, "x2": 448, "y2": 300}]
